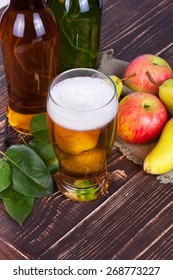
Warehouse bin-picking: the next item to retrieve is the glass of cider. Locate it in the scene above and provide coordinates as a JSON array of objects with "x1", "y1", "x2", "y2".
[{"x1": 47, "y1": 68, "x2": 118, "y2": 201}]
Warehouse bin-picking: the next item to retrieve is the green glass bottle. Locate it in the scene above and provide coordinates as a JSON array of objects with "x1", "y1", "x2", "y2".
[{"x1": 46, "y1": 0, "x2": 102, "y2": 73}]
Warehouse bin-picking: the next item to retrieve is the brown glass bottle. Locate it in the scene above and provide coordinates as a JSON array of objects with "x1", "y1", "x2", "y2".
[{"x1": 0, "y1": 0, "x2": 58, "y2": 134}]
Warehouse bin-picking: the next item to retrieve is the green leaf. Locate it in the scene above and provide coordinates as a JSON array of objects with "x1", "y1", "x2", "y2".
[
  {"x1": 5, "y1": 144, "x2": 53, "y2": 197},
  {"x1": 0, "y1": 188, "x2": 34, "y2": 225},
  {"x1": 29, "y1": 139, "x2": 59, "y2": 173},
  {"x1": 30, "y1": 114, "x2": 50, "y2": 144},
  {"x1": 0, "y1": 158, "x2": 11, "y2": 192}
]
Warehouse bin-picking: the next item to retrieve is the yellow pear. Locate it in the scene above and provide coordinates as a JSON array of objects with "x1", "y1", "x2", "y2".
[
  {"x1": 54, "y1": 125, "x2": 100, "y2": 155},
  {"x1": 146, "y1": 72, "x2": 173, "y2": 116},
  {"x1": 143, "y1": 117, "x2": 173, "y2": 174},
  {"x1": 109, "y1": 73, "x2": 136, "y2": 100},
  {"x1": 109, "y1": 75, "x2": 123, "y2": 99},
  {"x1": 159, "y1": 79, "x2": 173, "y2": 116}
]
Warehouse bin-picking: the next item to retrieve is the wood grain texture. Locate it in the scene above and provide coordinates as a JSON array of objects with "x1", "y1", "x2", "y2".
[
  {"x1": 0, "y1": 0, "x2": 173, "y2": 260},
  {"x1": 101, "y1": 0, "x2": 173, "y2": 64},
  {"x1": 39, "y1": 173, "x2": 173, "y2": 259},
  {"x1": 0, "y1": 239, "x2": 28, "y2": 260},
  {"x1": 0, "y1": 149, "x2": 141, "y2": 259}
]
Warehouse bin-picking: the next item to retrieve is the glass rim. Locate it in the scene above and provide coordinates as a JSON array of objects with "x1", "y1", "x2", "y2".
[{"x1": 48, "y1": 68, "x2": 117, "y2": 113}]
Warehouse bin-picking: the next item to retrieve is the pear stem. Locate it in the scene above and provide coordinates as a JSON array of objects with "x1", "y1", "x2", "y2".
[
  {"x1": 146, "y1": 71, "x2": 159, "y2": 88},
  {"x1": 112, "y1": 73, "x2": 136, "y2": 84},
  {"x1": 120, "y1": 73, "x2": 136, "y2": 83}
]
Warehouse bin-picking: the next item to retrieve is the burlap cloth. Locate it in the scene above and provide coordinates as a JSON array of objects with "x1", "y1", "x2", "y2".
[{"x1": 99, "y1": 49, "x2": 173, "y2": 184}]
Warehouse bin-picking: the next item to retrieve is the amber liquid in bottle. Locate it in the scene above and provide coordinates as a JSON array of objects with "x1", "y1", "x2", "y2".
[{"x1": 0, "y1": 0, "x2": 58, "y2": 134}]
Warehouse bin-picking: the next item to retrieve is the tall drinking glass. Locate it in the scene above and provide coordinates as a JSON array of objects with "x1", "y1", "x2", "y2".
[{"x1": 47, "y1": 68, "x2": 118, "y2": 202}]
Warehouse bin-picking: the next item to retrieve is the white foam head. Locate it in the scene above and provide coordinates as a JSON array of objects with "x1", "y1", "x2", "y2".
[{"x1": 47, "y1": 76, "x2": 118, "y2": 131}]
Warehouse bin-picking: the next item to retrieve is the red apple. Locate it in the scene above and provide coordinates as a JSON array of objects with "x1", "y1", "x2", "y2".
[
  {"x1": 117, "y1": 92, "x2": 168, "y2": 144},
  {"x1": 124, "y1": 54, "x2": 173, "y2": 95}
]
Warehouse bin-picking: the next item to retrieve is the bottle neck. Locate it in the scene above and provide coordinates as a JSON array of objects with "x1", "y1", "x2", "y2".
[{"x1": 9, "y1": 0, "x2": 45, "y2": 10}]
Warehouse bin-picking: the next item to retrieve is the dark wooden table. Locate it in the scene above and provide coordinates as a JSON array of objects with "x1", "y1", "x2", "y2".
[{"x1": 0, "y1": 0, "x2": 173, "y2": 260}]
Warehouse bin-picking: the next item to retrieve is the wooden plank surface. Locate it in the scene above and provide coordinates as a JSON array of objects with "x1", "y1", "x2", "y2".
[
  {"x1": 101, "y1": 0, "x2": 173, "y2": 63},
  {"x1": 0, "y1": 0, "x2": 173, "y2": 260},
  {"x1": 39, "y1": 173, "x2": 173, "y2": 260},
  {"x1": 0, "y1": 149, "x2": 141, "y2": 259}
]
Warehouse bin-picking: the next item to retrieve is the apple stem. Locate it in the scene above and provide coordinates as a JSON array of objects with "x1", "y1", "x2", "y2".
[{"x1": 146, "y1": 71, "x2": 159, "y2": 87}]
